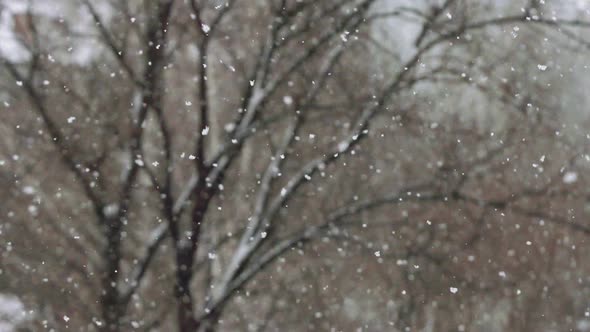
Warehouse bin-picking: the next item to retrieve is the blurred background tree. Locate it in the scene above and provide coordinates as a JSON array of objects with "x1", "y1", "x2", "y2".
[{"x1": 2, "y1": 0, "x2": 590, "y2": 331}]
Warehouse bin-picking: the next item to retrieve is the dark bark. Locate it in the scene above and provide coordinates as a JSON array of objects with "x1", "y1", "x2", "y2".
[
  {"x1": 174, "y1": 183, "x2": 214, "y2": 332},
  {"x1": 175, "y1": 247, "x2": 200, "y2": 331},
  {"x1": 198, "y1": 310, "x2": 221, "y2": 332},
  {"x1": 96, "y1": 0, "x2": 174, "y2": 329},
  {"x1": 100, "y1": 216, "x2": 123, "y2": 332}
]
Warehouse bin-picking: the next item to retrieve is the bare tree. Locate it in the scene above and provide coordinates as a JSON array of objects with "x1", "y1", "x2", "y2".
[{"x1": 2, "y1": 0, "x2": 590, "y2": 331}]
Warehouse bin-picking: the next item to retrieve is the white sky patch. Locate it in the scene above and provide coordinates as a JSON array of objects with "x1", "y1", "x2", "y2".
[
  {"x1": 22, "y1": 186, "x2": 35, "y2": 195},
  {"x1": 0, "y1": 293, "x2": 28, "y2": 331},
  {"x1": 563, "y1": 171, "x2": 578, "y2": 184},
  {"x1": 0, "y1": 0, "x2": 112, "y2": 65},
  {"x1": 0, "y1": 10, "x2": 30, "y2": 62}
]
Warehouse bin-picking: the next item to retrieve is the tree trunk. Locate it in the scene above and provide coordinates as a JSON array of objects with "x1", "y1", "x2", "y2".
[
  {"x1": 175, "y1": 248, "x2": 199, "y2": 332},
  {"x1": 100, "y1": 217, "x2": 123, "y2": 332},
  {"x1": 198, "y1": 311, "x2": 221, "y2": 332}
]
